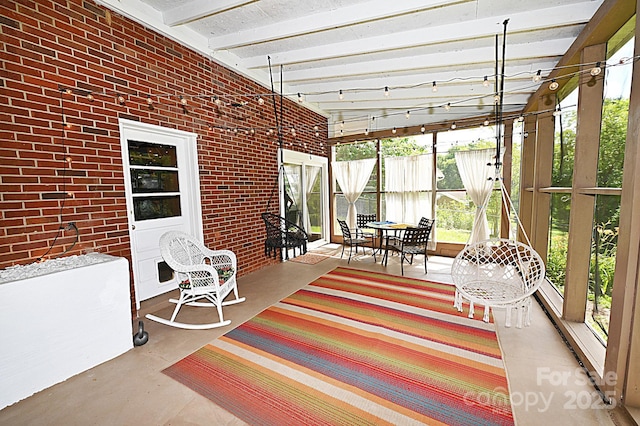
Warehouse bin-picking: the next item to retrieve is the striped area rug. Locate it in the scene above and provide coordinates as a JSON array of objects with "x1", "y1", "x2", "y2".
[{"x1": 163, "y1": 267, "x2": 514, "y2": 425}]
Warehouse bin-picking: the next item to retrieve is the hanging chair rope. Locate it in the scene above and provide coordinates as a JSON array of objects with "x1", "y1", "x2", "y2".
[
  {"x1": 451, "y1": 19, "x2": 545, "y2": 329},
  {"x1": 265, "y1": 57, "x2": 284, "y2": 214}
]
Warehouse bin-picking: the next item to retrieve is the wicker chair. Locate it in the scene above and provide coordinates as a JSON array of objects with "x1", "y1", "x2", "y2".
[
  {"x1": 145, "y1": 231, "x2": 245, "y2": 329},
  {"x1": 261, "y1": 212, "x2": 308, "y2": 261}
]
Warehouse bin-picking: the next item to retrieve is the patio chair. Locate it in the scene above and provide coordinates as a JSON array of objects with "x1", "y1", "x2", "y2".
[
  {"x1": 418, "y1": 217, "x2": 435, "y2": 229},
  {"x1": 356, "y1": 213, "x2": 377, "y2": 249},
  {"x1": 384, "y1": 226, "x2": 432, "y2": 275},
  {"x1": 261, "y1": 212, "x2": 308, "y2": 261},
  {"x1": 338, "y1": 219, "x2": 375, "y2": 263},
  {"x1": 145, "y1": 231, "x2": 245, "y2": 329}
]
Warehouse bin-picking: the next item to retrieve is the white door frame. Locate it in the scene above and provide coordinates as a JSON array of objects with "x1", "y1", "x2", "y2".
[
  {"x1": 280, "y1": 149, "x2": 329, "y2": 249},
  {"x1": 119, "y1": 119, "x2": 203, "y2": 309}
]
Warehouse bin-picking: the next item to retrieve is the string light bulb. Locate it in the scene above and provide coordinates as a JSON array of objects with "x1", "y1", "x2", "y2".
[
  {"x1": 590, "y1": 62, "x2": 602, "y2": 76},
  {"x1": 146, "y1": 95, "x2": 153, "y2": 105},
  {"x1": 444, "y1": 102, "x2": 451, "y2": 111},
  {"x1": 117, "y1": 94, "x2": 125, "y2": 105},
  {"x1": 483, "y1": 76, "x2": 489, "y2": 87},
  {"x1": 64, "y1": 88, "x2": 72, "y2": 95},
  {"x1": 297, "y1": 93, "x2": 303, "y2": 103},
  {"x1": 384, "y1": 86, "x2": 390, "y2": 97},
  {"x1": 533, "y1": 70, "x2": 542, "y2": 83},
  {"x1": 405, "y1": 111, "x2": 410, "y2": 119},
  {"x1": 451, "y1": 122, "x2": 457, "y2": 130},
  {"x1": 338, "y1": 89, "x2": 344, "y2": 100},
  {"x1": 86, "y1": 93, "x2": 94, "y2": 101},
  {"x1": 420, "y1": 125, "x2": 425, "y2": 133},
  {"x1": 432, "y1": 81, "x2": 438, "y2": 92},
  {"x1": 257, "y1": 95, "x2": 264, "y2": 105},
  {"x1": 365, "y1": 128, "x2": 369, "y2": 136},
  {"x1": 484, "y1": 118, "x2": 490, "y2": 126},
  {"x1": 553, "y1": 105, "x2": 562, "y2": 117},
  {"x1": 392, "y1": 127, "x2": 397, "y2": 134},
  {"x1": 180, "y1": 96, "x2": 187, "y2": 106},
  {"x1": 549, "y1": 79, "x2": 559, "y2": 91}
]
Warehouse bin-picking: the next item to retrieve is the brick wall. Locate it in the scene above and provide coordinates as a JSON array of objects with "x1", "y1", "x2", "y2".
[{"x1": 0, "y1": 0, "x2": 328, "y2": 313}]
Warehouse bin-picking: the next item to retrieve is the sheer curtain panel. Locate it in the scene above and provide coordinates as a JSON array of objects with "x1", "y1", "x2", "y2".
[
  {"x1": 454, "y1": 148, "x2": 496, "y2": 244},
  {"x1": 332, "y1": 158, "x2": 376, "y2": 228}
]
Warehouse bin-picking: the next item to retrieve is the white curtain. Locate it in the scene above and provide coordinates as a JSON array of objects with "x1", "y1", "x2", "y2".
[
  {"x1": 455, "y1": 148, "x2": 496, "y2": 244},
  {"x1": 332, "y1": 158, "x2": 376, "y2": 228},
  {"x1": 284, "y1": 164, "x2": 302, "y2": 223},
  {"x1": 384, "y1": 154, "x2": 434, "y2": 225}
]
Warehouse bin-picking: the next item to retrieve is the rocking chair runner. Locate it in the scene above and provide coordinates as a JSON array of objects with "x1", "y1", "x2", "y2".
[
  {"x1": 261, "y1": 212, "x2": 308, "y2": 261},
  {"x1": 145, "y1": 231, "x2": 245, "y2": 330}
]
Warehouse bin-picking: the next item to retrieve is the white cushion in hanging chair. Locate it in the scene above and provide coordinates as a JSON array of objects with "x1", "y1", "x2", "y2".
[{"x1": 451, "y1": 238, "x2": 546, "y2": 328}]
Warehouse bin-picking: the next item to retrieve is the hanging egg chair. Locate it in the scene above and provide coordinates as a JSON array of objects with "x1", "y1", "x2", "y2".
[{"x1": 451, "y1": 175, "x2": 546, "y2": 328}]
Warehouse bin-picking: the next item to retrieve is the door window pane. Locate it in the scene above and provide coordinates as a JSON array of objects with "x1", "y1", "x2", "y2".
[
  {"x1": 284, "y1": 164, "x2": 302, "y2": 226},
  {"x1": 306, "y1": 165, "x2": 323, "y2": 242},
  {"x1": 133, "y1": 195, "x2": 181, "y2": 221},
  {"x1": 128, "y1": 140, "x2": 177, "y2": 167},
  {"x1": 131, "y1": 169, "x2": 179, "y2": 193}
]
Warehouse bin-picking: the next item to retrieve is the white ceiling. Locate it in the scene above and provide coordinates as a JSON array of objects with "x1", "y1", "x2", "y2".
[{"x1": 97, "y1": 0, "x2": 604, "y2": 137}]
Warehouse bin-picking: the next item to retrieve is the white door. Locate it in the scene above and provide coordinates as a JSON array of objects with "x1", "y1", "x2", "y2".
[
  {"x1": 119, "y1": 119, "x2": 202, "y2": 309},
  {"x1": 281, "y1": 149, "x2": 329, "y2": 249}
]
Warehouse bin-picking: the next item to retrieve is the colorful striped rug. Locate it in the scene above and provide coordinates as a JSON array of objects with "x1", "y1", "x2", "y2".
[{"x1": 163, "y1": 267, "x2": 514, "y2": 425}]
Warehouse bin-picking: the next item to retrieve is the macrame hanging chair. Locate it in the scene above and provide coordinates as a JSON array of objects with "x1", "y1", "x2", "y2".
[
  {"x1": 450, "y1": 176, "x2": 546, "y2": 327},
  {"x1": 450, "y1": 20, "x2": 546, "y2": 328}
]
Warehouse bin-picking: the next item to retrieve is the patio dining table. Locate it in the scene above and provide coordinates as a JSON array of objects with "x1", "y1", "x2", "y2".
[{"x1": 364, "y1": 221, "x2": 416, "y2": 264}]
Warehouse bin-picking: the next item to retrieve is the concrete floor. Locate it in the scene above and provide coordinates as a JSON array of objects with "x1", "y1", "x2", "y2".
[{"x1": 0, "y1": 244, "x2": 631, "y2": 425}]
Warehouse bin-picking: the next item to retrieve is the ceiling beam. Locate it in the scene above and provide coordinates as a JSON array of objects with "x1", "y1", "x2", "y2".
[
  {"x1": 242, "y1": 2, "x2": 600, "y2": 69},
  {"x1": 270, "y1": 39, "x2": 575, "y2": 83},
  {"x1": 207, "y1": 0, "x2": 469, "y2": 50},
  {"x1": 164, "y1": 0, "x2": 257, "y2": 27}
]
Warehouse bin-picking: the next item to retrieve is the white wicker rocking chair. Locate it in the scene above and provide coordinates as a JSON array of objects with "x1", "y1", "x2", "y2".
[{"x1": 145, "y1": 231, "x2": 245, "y2": 330}]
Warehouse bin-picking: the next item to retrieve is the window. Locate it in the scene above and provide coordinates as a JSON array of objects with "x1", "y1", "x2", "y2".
[
  {"x1": 546, "y1": 88, "x2": 578, "y2": 296},
  {"x1": 435, "y1": 127, "x2": 501, "y2": 243},
  {"x1": 585, "y1": 35, "x2": 633, "y2": 343},
  {"x1": 333, "y1": 141, "x2": 378, "y2": 234}
]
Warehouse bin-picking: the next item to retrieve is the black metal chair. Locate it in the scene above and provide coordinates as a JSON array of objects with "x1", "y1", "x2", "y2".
[
  {"x1": 356, "y1": 213, "x2": 377, "y2": 250},
  {"x1": 418, "y1": 217, "x2": 434, "y2": 229},
  {"x1": 338, "y1": 219, "x2": 375, "y2": 263},
  {"x1": 384, "y1": 225, "x2": 432, "y2": 275},
  {"x1": 261, "y1": 212, "x2": 308, "y2": 261}
]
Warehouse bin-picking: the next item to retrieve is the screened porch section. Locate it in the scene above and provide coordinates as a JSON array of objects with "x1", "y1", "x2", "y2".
[{"x1": 331, "y1": 129, "x2": 520, "y2": 255}]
